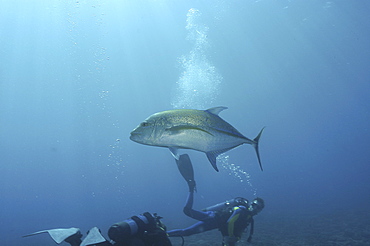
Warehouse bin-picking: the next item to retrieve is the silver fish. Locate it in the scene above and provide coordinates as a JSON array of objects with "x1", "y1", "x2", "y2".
[{"x1": 130, "y1": 106, "x2": 264, "y2": 172}]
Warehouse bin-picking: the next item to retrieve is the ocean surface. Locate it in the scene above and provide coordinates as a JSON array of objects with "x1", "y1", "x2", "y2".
[{"x1": 1, "y1": 1, "x2": 369, "y2": 245}]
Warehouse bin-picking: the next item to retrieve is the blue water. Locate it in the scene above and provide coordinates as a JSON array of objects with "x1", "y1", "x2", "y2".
[{"x1": 1, "y1": 1, "x2": 369, "y2": 245}]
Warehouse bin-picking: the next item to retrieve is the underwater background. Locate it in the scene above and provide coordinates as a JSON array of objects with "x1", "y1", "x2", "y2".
[{"x1": 1, "y1": 1, "x2": 369, "y2": 245}]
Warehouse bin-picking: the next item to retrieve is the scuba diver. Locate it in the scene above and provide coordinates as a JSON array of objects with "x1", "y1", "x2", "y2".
[
  {"x1": 168, "y1": 154, "x2": 265, "y2": 246},
  {"x1": 23, "y1": 212, "x2": 172, "y2": 246}
]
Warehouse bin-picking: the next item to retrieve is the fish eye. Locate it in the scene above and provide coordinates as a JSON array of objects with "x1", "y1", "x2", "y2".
[{"x1": 141, "y1": 122, "x2": 149, "y2": 127}]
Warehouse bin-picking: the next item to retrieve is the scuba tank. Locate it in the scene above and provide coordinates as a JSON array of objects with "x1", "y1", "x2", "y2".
[
  {"x1": 108, "y1": 212, "x2": 172, "y2": 245},
  {"x1": 108, "y1": 212, "x2": 157, "y2": 243},
  {"x1": 202, "y1": 197, "x2": 249, "y2": 212}
]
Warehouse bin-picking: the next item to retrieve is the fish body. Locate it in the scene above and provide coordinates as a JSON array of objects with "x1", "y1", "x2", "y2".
[{"x1": 130, "y1": 107, "x2": 264, "y2": 171}]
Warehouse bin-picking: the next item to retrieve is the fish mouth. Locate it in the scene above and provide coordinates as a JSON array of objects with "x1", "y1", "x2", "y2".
[{"x1": 129, "y1": 131, "x2": 141, "y2": 141}]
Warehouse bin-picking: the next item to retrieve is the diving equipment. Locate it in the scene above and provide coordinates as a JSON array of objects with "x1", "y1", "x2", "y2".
[{"x1": 203, "y1": 197, "x2": 249, "y2": 212}]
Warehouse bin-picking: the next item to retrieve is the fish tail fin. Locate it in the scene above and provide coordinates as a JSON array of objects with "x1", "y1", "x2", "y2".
[{"x1": 253, "y1": 127, "x2": 265, "y2": 171}]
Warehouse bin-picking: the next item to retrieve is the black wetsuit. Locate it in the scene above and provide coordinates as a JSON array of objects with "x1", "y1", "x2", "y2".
[{"x1": 168, "y1": 191, "x2": 253, "y2": 244}]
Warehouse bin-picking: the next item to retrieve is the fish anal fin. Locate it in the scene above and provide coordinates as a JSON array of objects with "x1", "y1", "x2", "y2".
[
  {"x1": 206, "y1": 152, "x2": 219, "y2": 172},
  {"x1": 206, "y1": 147, "x2": 236, "y2": 172}
]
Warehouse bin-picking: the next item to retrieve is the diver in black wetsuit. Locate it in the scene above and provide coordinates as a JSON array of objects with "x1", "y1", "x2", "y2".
[
  {"x1": 23, "y1": 212, "x2": 172, "y2": 246},
  {"x1": 168, "y1": 154, "x2": 264, "y2": 246}
]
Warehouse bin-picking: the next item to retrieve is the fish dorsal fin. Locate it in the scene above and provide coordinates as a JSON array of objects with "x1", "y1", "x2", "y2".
[{"x1": 206, "y1": 106, "x2": 228, "y2": 116}]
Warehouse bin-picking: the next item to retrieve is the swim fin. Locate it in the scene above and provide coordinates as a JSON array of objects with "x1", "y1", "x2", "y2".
[
  {"x1": 176, "y1": 154, "x2": 196, "y2": 192},
  {"x1": 22, "y1": 228, "x2": 81, "y2": 244},
  {"x1": 23, "y1": 227, "x2": 108, "y2": 246},
  {"x1": 80, "y1": 227, "x2": 108, "y2": 246}
]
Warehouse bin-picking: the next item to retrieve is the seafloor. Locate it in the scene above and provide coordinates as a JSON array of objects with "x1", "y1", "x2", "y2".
[{"x1": 169, "y1": 210, "x2": 370, "y2": 246}]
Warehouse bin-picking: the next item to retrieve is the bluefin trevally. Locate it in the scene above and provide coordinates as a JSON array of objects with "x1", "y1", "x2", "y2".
[{"x1": 130, "y1": 107, "x2": 264, "y2": 172}]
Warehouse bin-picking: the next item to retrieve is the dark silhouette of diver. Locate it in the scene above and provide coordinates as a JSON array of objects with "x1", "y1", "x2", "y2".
[
  {"x1": 23, "y1": 212, "x2": 172, "y2": 246},
  {"x1": 168, "y1": 154, "x2": 264, "y2": 246}
]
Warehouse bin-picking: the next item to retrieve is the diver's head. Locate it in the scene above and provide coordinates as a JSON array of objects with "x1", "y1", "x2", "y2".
[{"x1": 250, "y1": 197, "x2": 264, "y2": 215}]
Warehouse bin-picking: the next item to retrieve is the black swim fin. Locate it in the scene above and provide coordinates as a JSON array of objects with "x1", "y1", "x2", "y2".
[{"x1": 176, "y1": 154, "x2": 196, "y2": 192}]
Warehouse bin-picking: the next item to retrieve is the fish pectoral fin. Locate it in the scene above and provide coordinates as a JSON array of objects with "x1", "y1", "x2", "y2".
[
  {"x1": 206, "y1": 152, "x2": 219, "y2": 172},
  {"x1": 169, "y1": 147, "x2": 180, "y2": 160},
  {"x1": 166, "y1": 125, "x2": 213, "y2": 136}
]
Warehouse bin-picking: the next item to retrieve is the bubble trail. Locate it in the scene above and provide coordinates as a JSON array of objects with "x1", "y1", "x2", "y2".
[{"x1": 171, "y1": 8, "x2": 222, "y2": 109}]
